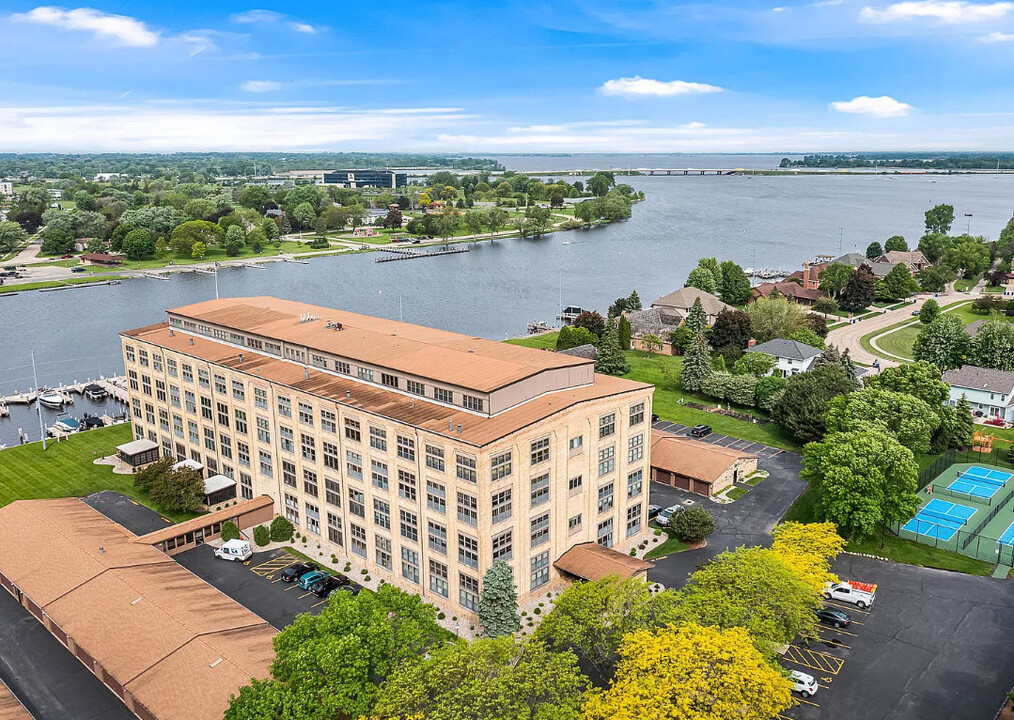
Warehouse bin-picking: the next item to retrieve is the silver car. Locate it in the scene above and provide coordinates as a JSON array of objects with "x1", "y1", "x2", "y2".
[{"x1": 656, "y1": 504, "x2": 684, "y2": 527}]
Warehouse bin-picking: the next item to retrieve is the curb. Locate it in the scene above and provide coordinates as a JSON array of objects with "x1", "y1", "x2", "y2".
[{"x1": 843, "y1": 550, "x2": 890, "y2": 562}]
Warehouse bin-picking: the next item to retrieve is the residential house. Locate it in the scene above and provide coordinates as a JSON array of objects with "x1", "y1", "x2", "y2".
[
  {"x1": 831, "y1": 252, "x2": 868, "y2": 268},
  {"x1": 651, "y1": 287, "x2": 732, "y2": 326},
  {"x1": 746, "y1": 339, "x2": 823, "y2": 377},
  {"x1": 876, "y1": 250, "x2": 929, "y2": 273},
  {"x1": 750, "y1": 281, "x2": 825, "y2": 306},
  {"x1": 783, "y1": 261, "x2": 826, "y2": 291},
  {"x1": 942, "y1": 366, "x2": 1014, "y2": 421},
  {"x1": 624, "y1": 306, "x2": 680, "y2": 354},
  {"x1": 557, "y1": 344, "x2": 598, "y2": 360},
  {"x1": 649, "y1": 431, "x2": 757, "y2": 497}
]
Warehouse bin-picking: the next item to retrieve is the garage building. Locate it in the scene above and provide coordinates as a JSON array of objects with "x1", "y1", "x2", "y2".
[{"x1": 650, "y1": 431, "x2": 758, "y2": 497}]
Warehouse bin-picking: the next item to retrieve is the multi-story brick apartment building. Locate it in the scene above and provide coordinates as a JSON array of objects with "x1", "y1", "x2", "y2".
[{"x1": 121, "y1": 297, "x2": 653, "y2": 616}]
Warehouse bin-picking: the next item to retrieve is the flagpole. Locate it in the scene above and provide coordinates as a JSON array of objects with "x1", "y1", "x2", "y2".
[
  {"x1": 215, "y1": 263, "x2": 220, "y2": 300},
  {"x1": 32, "y1": 350, "x2": 46, "y2": 450}
]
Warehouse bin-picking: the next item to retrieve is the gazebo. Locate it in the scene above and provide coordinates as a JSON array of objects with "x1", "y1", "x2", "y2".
[
  {"x1": 116, "y1": 439, "x2": 160, "y2": 468},
  {"x1": 202, "y1": 474, "x2": 238, "y2": 506}
]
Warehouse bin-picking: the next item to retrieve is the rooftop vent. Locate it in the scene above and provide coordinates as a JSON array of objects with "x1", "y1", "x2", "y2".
[
  {"x1": 209, "y1": 658, "x2": 223, "y2": 668},
  {"x1": 325, "y1": 321, "x2": 343, "y2": 331},
  {"x1": 346, "y1": 391, "x2": 351, "y2": 400},
  {"x1": 189, "y1": 338, "x2": 194, "y2": 346},
  {"x1": 299, "y1": 313, "x2": 322, "y2": 324},
  {"x1": 130, "y1": 596, "x2": 143, "y2": 606}
]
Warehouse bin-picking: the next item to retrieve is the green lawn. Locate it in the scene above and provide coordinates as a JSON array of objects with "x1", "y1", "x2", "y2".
[
  {"x1": 874, "y1": 324, "x2": 920, "y2": 361},
  {"x1": 860, "y1": 300, "x2": 986, "y2": 362},
  {"x1": 954, "y1": 279, "x2": 975, "y2": 293},
  {"x1": 506, "y1": 331, "x2": 560, "y2": 349},
  {"x1": 0, "y1": 275, "x2": 126, "y2": 294},
  {"x1": 0, "y1": 424, "x2": 196, "y2": 521},
  {"x1": 645, "y1": 531, "x2": 691, "y2": 559},
  {"x1": 725, "y1": 486, "x2": 749, "y2": 500}
]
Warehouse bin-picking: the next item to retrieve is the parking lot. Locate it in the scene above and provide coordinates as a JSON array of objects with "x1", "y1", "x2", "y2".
[{"x1": 652, "y1": 419, "x2": 786, "y2": 458}]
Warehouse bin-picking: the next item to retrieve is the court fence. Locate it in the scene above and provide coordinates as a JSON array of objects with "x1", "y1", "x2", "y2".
[
  {"x1": 893, "y1": 521, "x2": 1014, "y2": 566},
  {"x1": 918, "y1": 448, "x2": 1014, "y2": 491}
]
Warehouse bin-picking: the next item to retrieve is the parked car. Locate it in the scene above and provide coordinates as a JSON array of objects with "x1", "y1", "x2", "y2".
[
  {"x1": 61, "y1": 254, "x2": 74, "y2": 259},
  {"x1": 816, "y1": 607, "x2": 851, "y2": 629},
  {"x1": 214, "y1": 539, "x2": 252, "y2": 562},
  {"x1": 279, "y1": 562, "x2": 318, "y2": 583},
  {"x1": 789, "y1": 670, "x2": 818, "y2": 698},
  {"x1": 71, "y1": 266, "x2": 86, "y2": 273},
  {"x1": 824, "y1": 581, "x2": 876, "y2": 609},
  {"x1": 298, "y1": 570, "x2": 328, "y2": 590},
  {"x1": 656, "y1": 505, "x2": 684, "y2": 527},
  {"x1": 647, "y1": 504, "x2": 662, "y2": 521},
  {"x1": 309, "y1": 574, "x2": 350, "y2": 598},
  {"x1": 689, "y1": 424, "x2": 712, "y2": 438}
]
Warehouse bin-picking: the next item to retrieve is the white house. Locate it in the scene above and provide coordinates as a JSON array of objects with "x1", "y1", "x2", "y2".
[
  {"x1": 746, "y1": 339, "x2": 823, "y2": 377},
  {"x1": 0, "y1": 181, "x2": 12, "y2": 197},
  {"x1": 942, "y1": 365, "x2": 1014, "y2": 421}
]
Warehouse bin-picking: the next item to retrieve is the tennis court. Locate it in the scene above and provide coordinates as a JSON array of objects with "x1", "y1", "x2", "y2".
[
  {"x1": 998, "y1": 519, "x2": 1014, "y2": 548},
  {"x1": 945, "y1": 465, "x2": 1013, "y2": 500},
  {"x1": 901, "y1": 498, "x2": 977, "y2": 541}
]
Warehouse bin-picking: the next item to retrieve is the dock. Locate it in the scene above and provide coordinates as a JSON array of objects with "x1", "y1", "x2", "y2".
[
  {"x1": 142, "y1": 272, "x2": 171, "y2": 281},
  {"x1": 376, "y1": 246, "x2": 471, "y2": 263},
  {"x1": 0, "y1": 376, "x2": 129, "y2": 411}
]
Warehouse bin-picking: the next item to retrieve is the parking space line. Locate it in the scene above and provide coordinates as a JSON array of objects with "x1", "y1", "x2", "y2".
[
  {"x1": 283, "y1": 585, "x2": 299, "y2": 591},
  {"x1": 824, "y1": 601, "x2": 871, "y2": 615},
  {"x1": 298, "y1": 591, "x2": 314, "y2": 599},
  {"x1": 795, "y1": 697, "x2": 820, "y2": 708},
  {"x1": 311, "y1": 599, "x2": 328, "y2": 608},
  {"x1": 815, "y1": 634, "x2": 852, "y2": 648},
  {"x1": 784, "y1": 646, "x2": 845, "y2": 675}
]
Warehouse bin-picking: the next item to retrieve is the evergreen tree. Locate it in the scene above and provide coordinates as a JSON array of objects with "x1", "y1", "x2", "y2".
[
  {"x1": 952, "y1": 394, "x2": 974, "y2": 449},
  {"x1": 595, "y1": 319, "x2": 630, "y2": 375},
  {"x1": 813, "y1": 344, "x2": 842, "y2": 369},
  {"x1": 685, "y1": 297, "x2": 708, "y2": 333},
  {"x1": 477, "y1": 561, "x2": 521, "y2": 637},
  {"x1": 627, "y1": 290, "x2": 642, "y2": 310},
  {"x1": 617, "y1": 314, "x2": 632, "y2": 350},
  {"x1": 718, "y1": 260, "x2": 752, "y2": 305},
  {"x1": 680, "y1": 332, "x2": 712, "y2": 392},
  {"x1": 866, "y1": 241, "x2": 883, "y2": 260}
]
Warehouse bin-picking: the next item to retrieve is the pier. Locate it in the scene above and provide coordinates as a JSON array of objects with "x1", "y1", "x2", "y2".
[
  {"x1": 375, "y1": 246, "x2": 471, "y2": 263},
  {"x1": 0, "y1": 376, "x2": 129, "y2": 411}
]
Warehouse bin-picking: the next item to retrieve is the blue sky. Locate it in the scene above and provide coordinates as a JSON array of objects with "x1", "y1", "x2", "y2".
[{"x1": 1, "y1": 0, "x2": 1014, "y2": 152}]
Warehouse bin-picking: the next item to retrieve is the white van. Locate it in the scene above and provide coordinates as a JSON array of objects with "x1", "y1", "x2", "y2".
[{"x1": 214, "y1": 539, "x2": 252, "y2": 562}]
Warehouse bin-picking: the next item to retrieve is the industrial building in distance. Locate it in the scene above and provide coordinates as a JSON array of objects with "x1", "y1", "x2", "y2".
[
  {"x1": 320, "y1": 169, "x2": 407, "y2": 189},
  {"x1": 119, "y1": 297, "x2": 654, "y2": 617}
]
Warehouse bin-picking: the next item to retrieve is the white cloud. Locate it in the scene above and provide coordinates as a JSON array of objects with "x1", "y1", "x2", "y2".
[
  {"x1": 831, "y1": 95, "x2": 914, "y2": 116},
  {"x1": 981, "y1": 30, "x2": 1014, "y2": 38},
  {"x1": 772, "y1": 6, "x2": 791, "y2": 12},
  {"x1": 290, "y1": 22, "x2": 316, "y2": 34},
  {"x1": 11, "y1": 6, "x2": 159, "y2": 46},
  {"x1": 860, "y1": 1, "x2": 1014, "y2": 23},
  {"x1": 230, "y1": 9, "x2": 322, "y2": 34},
  {"x1": 599, "y1": 76, "x2": 725, "y2": 98},
  {"x1": 241, "y1": 80, "x2": 281, "y2": 92}
]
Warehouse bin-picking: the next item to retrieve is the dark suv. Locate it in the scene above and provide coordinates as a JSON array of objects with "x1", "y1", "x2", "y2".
[
  {"x1": 310, "y1": 574, "x2": 351, "y2": 598},
  {"x1": 689, "y1": 424, "x2": 712, "y2": 438},
  {"x1": 279, "y1": 562, "x2": 318, "y2": 583}
]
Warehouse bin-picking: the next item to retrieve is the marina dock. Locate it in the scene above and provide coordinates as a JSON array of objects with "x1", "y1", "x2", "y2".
[
  {"x1": 376, "y1": 246, "x2": 471, "y2": 263},
  {"x1": 0, "y1": 376, "x2": 129, "y2": 410}
]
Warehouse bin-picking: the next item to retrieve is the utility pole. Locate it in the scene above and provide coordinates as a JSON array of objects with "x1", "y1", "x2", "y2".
[
  {"x1": 32, "y1": 350, "x2": 46, "y2": 450},
  {"x1": 838, "y1": 227, "x2": 843, "y2": 258}
]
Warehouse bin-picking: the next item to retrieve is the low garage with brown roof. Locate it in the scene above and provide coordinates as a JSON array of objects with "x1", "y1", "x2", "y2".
[
  {"x1": 650, "y1": 430, "x2": 758, "y2": 497},
  {"x1": 554, "y1": 542, "x2": 653, "y2": 581}
]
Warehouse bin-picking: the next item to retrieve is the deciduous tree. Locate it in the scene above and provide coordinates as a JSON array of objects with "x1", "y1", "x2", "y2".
[
  {"x1": 708, "y1": 308, "x2": 752, "y2": 361},
  {"x1": 825, "y1": 387, "x2": 939, "y2": 454},
  {"x1": 718, "y1": 260, "x2": 752, "y2": 305},
  {"x1": 818, "y1": 262, "x2": 852, "y2": 298},
  {"x1": 770, "y1": 522, "x2": 845, "y2": 593},
  {"x1": 925, "y1": 203, "x2": 955, "y2": 234},
  {"x1": 918, "y1": 232, "x2": 953, "y2": 264},
  {"x1": 912, "y1": 315, "x2": 970, "y2": 370},
  {"x1": 788, "y1": 328, "x2": 825, "y2": 350},
  {"x1": 169, "y1": 220, "x2": 222, "y2": 256},
  {"x1": 839, "y1": 264, "x2": 876, "y2": 313},
  {"x1": 884, "y1": 235, "x2": 908, "y2": 252},
  {"x1": 865, "y1": 241, "x2": 883, "y2": 260},
  {"x1": 733, "y1": 352, "x2": 775, "y2": 377},
  {"x1": 944, "y1": 237, "x2": 990, "y2": 279},
  {"x1": 918, "y1": 299, "x2": 940, "y2": 324},
  {"x1": 686, "y1": 267, "x2": 717, "y2": 295},
  {"x1": 970, "y1": 320, "x2": 1014, "y2": 371},
  {"x1": 147, "y1": 466, "x2": 204, "y2": 512},
  {"x1": 745, "y1": 294, "x2": 808, "y2": 343}
]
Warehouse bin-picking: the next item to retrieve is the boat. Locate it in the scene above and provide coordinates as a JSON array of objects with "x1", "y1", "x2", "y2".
[
  {"x1": 83, "y1": 383, "x2": 108, "y2": 400},
  {"x1": 53, "y1": 414, "x2": 81, "y2": 433},
  {"x1": 81, "y1": 414, "x2": 105, "y2": 430},
  {"x1": 37, "y1": 390, "x2": 65, "y2": 408},
  {"x1": 562, "y1": 240, "x2": 571, "y2": 245}
]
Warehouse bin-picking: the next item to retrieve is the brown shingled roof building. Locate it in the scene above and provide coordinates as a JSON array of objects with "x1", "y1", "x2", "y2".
[
  {"x1": 650, "y1": 431, "x2": 758, "y2": 497},
  {"x1": 0, "y1": 498, "x2": 276, "y2": 720}
]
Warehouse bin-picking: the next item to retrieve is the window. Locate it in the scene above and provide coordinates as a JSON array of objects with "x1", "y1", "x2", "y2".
[
  {"x1": 254, "y1": 387, "x2": 267, "y2": 410},
  {"x1": 298, "y1": 402, "x2": 314, "y2": 426},
  {"x1": 492, "y1": 530, "x2": 513, "y2": 562},
  {"x1": 350, "y1": 524, "x2": 367, "y2": 557},
  {"x1": 214, "y1": 374, "x2": 226, "y2": 395},
  {"x1": 491, "y1": 489, "x2": 512, "y2": 524},
  {"x1": 460, "y1": 573, "x2": 479, "y2": 611},
  {"x1": 256, "y1": 417, "x2": 271, "y2": 444},
  {"x1": 599, "y1": 413, "x2": 616, "y2": 439},
  {"x1": 530, "y1": 437, "x2": 550, "y2": 465},
  {"x1": 238, "y1": 441, "x2": 250, "y2": 467},
  {"x1": 156, "y1": 380, "x2": 166, "y2": 402},
  {"x1": 217, "y1": 402, "x2": 230, "y2": 427},
  {"x1": 282, "y1": 460, "x2": 296, "y2": 488},
  {"x1": 346, "y1": 451, "x2": 363, "y2": 480},
  {"x1": 344, "y1": 417, "x2": 361, "y2": 442},
  {"x1": 457, "y1": 491, "x2": 478, "y2": 526},
  {"x1": 328, "y1": 512, "x2": 344, "y2": 546},
  {"x1": 530, "y1": 473, "x2": 550, "y2": 507},
  {"x1": 627, "y1": 503, "x2": 642, "y2": 537},
  {"x1": 200, "y1": 396, "x2": 212, "y2": 421},
  {"x1": 198, "y1": 369, "x2": 209, "y2": 389},
  {"x1": 597, "y1": 482, "x2": 614, "y2": 513},
  {"x1": 456, "y1": 454, "x2": 477, "y2": 483},
  {"x1": 425, "y1": 445, "x2": 445, "y2": 472},
  {"x1": 323, "y1": 441, "x2": 340, "y2": 470},
  {"x1": 279, "y1": 426, "x2": 294, "y2": 453},
  {"x1": 125, "y1": 345, "x2": 135, "y2": 363},
  {"x1": 311, "y1": 354, "x2": 327, "y2": 369},
  {"x1": 434, "y1": 387, "x2": 453, "y2": 403},
  {"x1": 325, "y1": 477, "x2": 341, "y2": 507},
  {"x1": 336, "y1": 361, "x2": 351, "y2": 375},
  {"x1": 188, "y1": 420, "x2": 199, "y2": 444},
  {"x1": 531, "y1": 551, "x2": 550, "y2": 590},
  {"x1": 304, "y1": 469, "x2": 318, "y2": 498},
  {"x1": 234, "y1": 409, "x2": 247, "y2": 435},
  {"x1": 284, "y1": 494, "x2": 299, "y2": 525},
  {"x1": 400, "y1": 509, "x2": 419, "y2": 542},
  {"x1": 381, "y1": 372, "x2": 399, "y2": 389},
  {"x1": 277, "y1": 396, "x2": 291, "y2": 417},
  {"x1": 398, "y1": 470, "x2": 417, "y2": 501},
  {"x1": 628, "y1": 433, "x2": 644, "y2": 463},
  {"x1": 370, "y1": 426, "x2": 387, "y2": 452},
  {"x1": 138, "y1": 349, "x2": 148, "y2": 367},
  {"x1": 491, "y1": 451, "x2": 512, "y2": 481},
  {"x1": 301, "y1": 434, "x2": 316, "y2": 462},
  {"x1": 396, "y1": 435, "x2": 415, "y2": 461},
  {"x1": 159, "y1": 409, "x2": 169, "y2": 432},
  {"x1": 170, "y1": 386, "x2": 181, "y2": 408},
  {"x1": 598, "y1": 446, "x2": 615, "y2": 476},
  {"x1": 173, "y1": 415, "x2": 184, "y2": 438},
  {"x1": 185, "y1": 390, "x2": 196, "y2": 414},
  {"x1": 182, "y1": 364, "x2": 193, "y2": 383},
  {"x1": 597, "y1": 519, "x2": 614, "y2": 547},
  {"x1": 531, "y1": 513, "x2": 550, "y2": 547},
  {"x1": 376, "y1": 536, "x2": 392, "y2": 571},
  {"x1": 203, "y1": 427, "x2": 216, "y2": 452},
  {"x1": 569, "y1": 435, "x2": 584, "y2": 453},
  {"x1": 232, "y1": 379, "x2": 245, "y2": 401},
  {"x1": 240, "y1": 472, "x2": 253, "y2": 500},
  {"x1": 568, "y1": 475, "x2": 583, "y2": 494},
  {"x1": 168, "y1": 358, "x2": 177, "y2": 377},
  {"x1": 629, "y1": 401, "x2": 645, "y2": 426},
  {"x1": 426, "y1": 480, "x2": 446, "y2": 513},
  {"x1": 128, "y1": 370, "x2": 139, "y2": 392},
  {"x1": 429, "y1": 560, "x2": 449, "y2": 597},
  {"x1": 306, "y1": 503, "x2": 320, "y2": 535},
  {"x1": 462, "y1": 395, "x2": 484, "y2": 412},
  {"x1": 348, "y1": 488, "x2": 366, "y2": 518},
  {"x1": 320, "y1": 409, "x2": 336, "y2": 434},
  {"x1": 568, "y1": 514, "x2": 582, "y2": 534},
  {"x1": 371, "y1": 460, "x2": 389, "y2": 490},
  {"x1": 373, "y1": 498, "x2": 391, "y2": 530},
  {"x1": 357, "y1": 366, "x2": 375, "y2": 383},
  {"x1": 428, "y1": 521, "x2": 447, "y2": 555},
  {"x1": 458, "y1": 533, "x2": 479, "y2": 568},
  {"x1": 142, "y1": 376, "x2": 153, "y2": 397},
  {"x1": 153, "y1": 355, "x2": 164, "y2": 373},
  {"x1": 407, "y1": 380, "x2": 425, "y2": 396},
  {"x1": 627, "y1": 469, "x2": 643, "y2": 499}
]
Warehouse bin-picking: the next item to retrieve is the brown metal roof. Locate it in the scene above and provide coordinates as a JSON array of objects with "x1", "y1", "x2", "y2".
[
  {"x1": 553, "y1": 542, "x2": 653, "y2": 581},
  {"x1": 0, "y1": 499, "x2": 275, "y2": 720},
  {"x1": 124, "y1": 323, "x2": 651, "y2": 448},
  {"x1": 167, "y1": 297, "x2": 592, "y2": 393},
  {"x1": 134, "y1": 495, "x2": 274, "y2": 546},
  {"x1": 650, "y1": 430, "x2": 756, "y2": 483}
]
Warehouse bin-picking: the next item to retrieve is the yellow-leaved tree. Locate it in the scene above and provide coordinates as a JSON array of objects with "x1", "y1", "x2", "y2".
[
  {"x1": 770, "y1": 521, "x2": 846, "y2": 594},
  {"x1": 581, "y1": 623, "x2": 794, "y2": 720}
]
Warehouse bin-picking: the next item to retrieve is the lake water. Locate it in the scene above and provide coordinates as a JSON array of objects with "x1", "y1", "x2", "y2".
[{"x1": 2, "y1": 170, "x2": 1013, "y2": 445}]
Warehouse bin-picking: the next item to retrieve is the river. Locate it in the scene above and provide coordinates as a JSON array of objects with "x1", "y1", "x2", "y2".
[{"x1": 2, "y1": 167, "x2": 1013, "y2": 445}]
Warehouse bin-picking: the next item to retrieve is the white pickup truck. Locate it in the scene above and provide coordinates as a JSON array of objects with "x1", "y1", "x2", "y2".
[{"x1": 823, "y1": 580, "x2": 876, "y2": 609}]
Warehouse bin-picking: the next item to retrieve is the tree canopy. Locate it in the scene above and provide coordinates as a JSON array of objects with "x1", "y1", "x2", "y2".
[
  {"x1": 912, "y1": 315, "x2": 970, "y2": 370},
  {"x1": 825, "y1": 387, "x2": 940, "y2": 454},
  {"x1": 772, "y1": 364, "x2": 855, "y2": 443}
]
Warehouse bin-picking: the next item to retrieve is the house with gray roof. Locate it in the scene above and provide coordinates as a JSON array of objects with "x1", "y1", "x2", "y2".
[
  {"x1": 746, "y1": 338, "x2": 824, "y2": 377},
  {"x1": 624, "y1": 307, "x2": 680, "y2": 354},
  {"x1": 831, "y1": 252, "x2": 868, "y2": 268},
  {"x1": 557, "y1": 344, "x2": 598, "y2": 360},
  {"x1": 942, "y1": 365, "x2": 1014, "y2": 421},
  {"x1": 651, "y1": 287, "x2": 731, "y2": 325}
]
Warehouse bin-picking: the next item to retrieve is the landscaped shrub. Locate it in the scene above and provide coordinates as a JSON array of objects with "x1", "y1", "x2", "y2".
[
  {"x1": 670, "y1": 506, "x2": 717, "y2": 542},
  {"x1": 253, "y1": 525, "x2": 270, "y2": 546},
  {"x1": 269, "y1": 515, "x2": 294, "y2": 542},
  {"x1": 221, "y1": 521, "x2": 240, "y2": 542}
]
